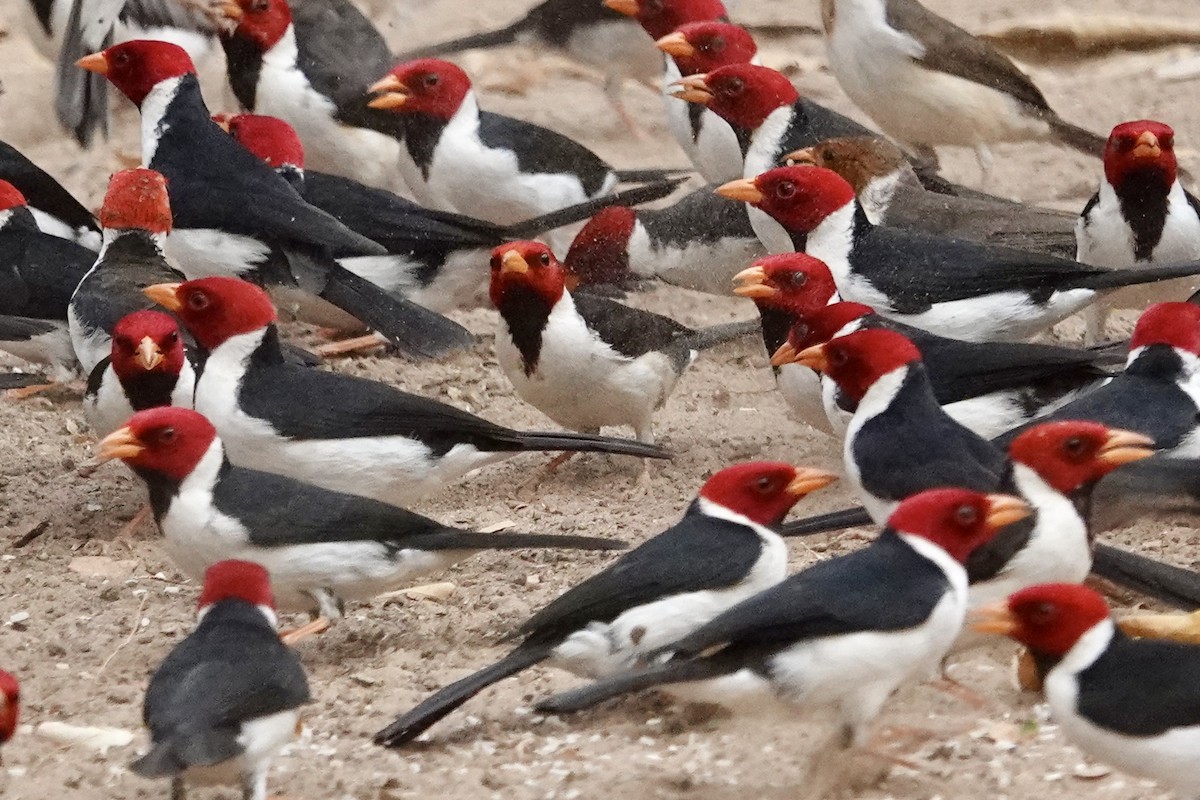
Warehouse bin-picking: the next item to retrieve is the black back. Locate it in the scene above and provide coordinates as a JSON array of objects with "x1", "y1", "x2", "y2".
[
  {"x1": 0, "y1": 140, "x2": 98, "y2": 235},
  {"x1": 0, "y1": 208, "x2": 95, "y2": 319},
  {"x1": 641, "y1": 188, "x2": 758, "y2": 248},
  {"x1": 70, "y1": 231, "x2": 185, "y2": 335},
  {"x1": 477, "y1": 111, "x2": 613, "y2": 196}
]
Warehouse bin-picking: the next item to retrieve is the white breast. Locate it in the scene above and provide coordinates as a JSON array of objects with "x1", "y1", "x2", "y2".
[{"x1": 166, "y1": 228, "x2": 272, "y2": 279}]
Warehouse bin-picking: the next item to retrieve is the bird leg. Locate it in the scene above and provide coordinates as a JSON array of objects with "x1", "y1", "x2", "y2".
[
  {"x1": 1082, "y1": 304, "x2": 1109, "y2": 347},
  {"x1": 4, "y1": 382, "x2": 58, "y2": 399},
  {"x1": 279, "y1": 590, "x2": 340, "y2": 645},
  {"x1": 112, "y1": 504, "x2": 153, "y2": 546},
  {"x1": 930, "y1": 662, "x2": 990, "y2": 709},
  {"x1": 313, "y1": 333, "x2": 388, "y2": 359},
  {"x1": 604, "y1": 74, "x2": 649, "y2": 141},
  {"x1": 1118, "y1": 609, "x2": 1200, "y2": 645}
]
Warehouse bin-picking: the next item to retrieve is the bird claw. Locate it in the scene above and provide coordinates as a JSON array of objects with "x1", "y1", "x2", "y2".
[{"x1": 279, "y1": 617, "x2": 331, "y2": 646}]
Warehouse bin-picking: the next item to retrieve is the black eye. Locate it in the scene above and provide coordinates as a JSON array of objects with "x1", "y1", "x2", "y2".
[
  {"x1": 722, "y1": 77, "x2": 744, "y2": 95},
  {"x1": 644, "y1": 0, "x2": 663, "y2": 13},
  {"x1": 114, "y1": 51, "x2": 130, "y2": 66},
  {"x1": 789, "y1": 272, "x2": 807, "y2": 287},
  {"x1": 753, "y1": 476, "x2": 776, "y2": 493},
  {"x1": 775, "y1": 182, "x2": 796, "y2": 199},
  {"x1": 251, "y1": 0, "x2": 267, "y2": 10},
  {"x1": 954, "y1": 504, "x2": 978, "y2": 527},
  {"x1": 1030, "y1": 602, "x2": 1055, "y2": 625},
  {"x1": 114, "y1": 336, "x2": 133, "y2": 351},
  {"x1": 164, "y1": 331, "x2": 179, "y2": 345},
  {"x1": 158, "y1": 427, "x2": 177, "y2": 444},
  {"x1": 828, "y1": 347, "x2": 848, "y2": 367},
  {"x1": 792, "y1": 323, "x2": 810, "y2": 340},
  {"x1": 186, "y1": 292, "x2": 210, "y2": 311},
  {"x1": 1063, "y1": 436, "x2": 1088, "y2": 458},
  {"x1": 538, "y1": 252, "x2": 551, "y2": 266},
  {"x1": 708, "y1": 36, "x2": 724, "y2": 52},
  {"x1": 423, "y1": 73, "x2": 440, "y2": 88}
]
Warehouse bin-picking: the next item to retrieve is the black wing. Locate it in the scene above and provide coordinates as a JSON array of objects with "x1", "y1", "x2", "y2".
[
  {"x1": 0, "y1": 210, "x2": 96, "y2": 319},
  {"x1": 1076, "y1": 631, "x2": 1200, "y2": 735},
  {"x1": 516, "y1": 505, "x2": 764, "y2": 645},
  {"x1": 642, "y1": 187, "x2": 758, "y2": 248},
  {"x1": 477, "y1": 111, "x2": 613, "y2": 197},
  {"x1": 0, "y1": 140, "x2": 98, "y2": 234},
  {"x1": 781, "y1": 100, "x2": 877, "y2": 154},
  {"x1": 70, "y1": 233, "x2": 186, "y2": 335},
  {"x1": 571, "y1": 292, "x2": 694, "y2": 360}
]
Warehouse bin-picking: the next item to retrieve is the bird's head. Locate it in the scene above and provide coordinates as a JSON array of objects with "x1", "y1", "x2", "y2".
[
  {"x1": 220, "y1": 0, "x2": 291, "y2": 51},
  {"x1": 109, "y1": 310, "x2": 186, "y2": 385},
  {"x1": 655, "y1": 21, "x2": 756, "y2": 75},
  {"x1": 972, "y1": 583, "x2": 1110, "y2": 658},
  {"x1": 1008, "y1": 421, "x2": 1155, "y2": 495},
  {"x1": 489, "y1": 241, "x2": 567, "y2": 311},
  {"x1": 197, "y1": 560, "x2": 277, "y2": 623},
  {"x1": 783, "y1": 328, "x2": 920, "y2": 401},
  {"x1": 733, "y1": 253, "x2": 839, "y2": 314},
  {"x1": 1129, "y1": 301, "x2": 1200, "y2": 357},
  {"x1": 782, "y1": 136, "x2": 904, "y2": 192},
  {"x1": 770, "y1": 302, "x2": 872, "y2": 366},
  {"x1": 96, "y1": 406, "x2": 217, "y2": 483},
  {"x1": 143, "y1": 277, "x2": 276, "y2": 352},
  {"x1": 0, "y1": 180, "x2": 27, "y2": 213},
  {"x1": 698, "y1": 461, "x2": 837, "y2": 526},
  {"x1": 368, "y1": 59, "x2": 472, "y2": 120},
  {"x1": 1104, "y1": 119, "x2": 1178, "y2": 193},
  {"x1": 717, "y1": 166, "x2": 856, "y2": 234},
  {"x1": 605, "y1": 0, "x2": 728, "y2": 39},
  {"x1": 0, "y1": 670, "x2": 17, "y2": 745},
  {"x1": 564, "y1": 207, "x2": 637, "y2": 289},
  {"x1": 99, "y1": 168, "x2": 172, "y2": 236},
  {"x1": 76, "y1": 40, "x2": 196, "y2": 107},
  {"x1": 889, "y1": 488, "x2": 1031, "y2": 565},
  {"x1": 671, "y1": 64, "x2": 797, "y2": 130},
  {"x1": 217, "y1": 113, "x2": 305, "y2": 170}
]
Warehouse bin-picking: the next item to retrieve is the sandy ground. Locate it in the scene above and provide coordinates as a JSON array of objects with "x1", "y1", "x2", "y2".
[{"x1": 2, "y1": 0, "x2": 1200, "y2": 797}]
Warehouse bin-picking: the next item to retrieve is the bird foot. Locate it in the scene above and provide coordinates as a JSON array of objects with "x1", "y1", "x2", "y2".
[
  {"x1": 279, "y1": 617, "x2": 331, "y2": 646},
  {"x1": 113, "y1": 504, "x2": 152, "y2": 543},
  {"x1": 1015, "y1": 648, "x2": 1043, "y2": 693},
  {"x1": 177, "y1": 0, "x2": 239, "y2": 31},
  {"x1": 313, "y1": 333, "x2": 387, "y2": 359},
  {"x1": 515, "y1": 452, "x2": 578, "y2": 501},
  {"x1": 1118, "y1": 609, "x2": 1200, "y2": 645},
  {"x1": 4, "y1": 382, "x2": 57, "y2": 399}
]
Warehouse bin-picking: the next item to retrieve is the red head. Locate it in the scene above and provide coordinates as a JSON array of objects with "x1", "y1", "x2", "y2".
[
  {"x1": 1103, "y1": 120, "x2": 1177, "y2": 192},
  {"x1": 717, "y1": 166, "x2": 857, "y2": 233},
  {"x1": 733, "y1": 253, "x2": 840, "y2": 316},
  {"x1": 0, "y1": 180, "x2": 27, "y2": 212},
  {"x1": 489, "y1": 241, "x2": 567, "y2": 311},
  {"x1": 771, "y1": 302, "x2": 873, "y2": 365},
  {"x1": 974, "y1": 583, "x2": 1111, "y2": 658},
  {"x1": 109, "y1": 310, "x2": 186, "y2": 383},
  {"x1": 99, "y1": 168, "x2": 172, "y2": 235},
  {"x1": 564, "y1": 207, "x2": 637, "y2": 288},
  {"x1": 367, "y1": 59, "x2": 473, "y2": 119},
  {"x1": 888, "y1": 488, "x2": 1031, "y2": 564},
  {"x1": 221, "y1": 113, "x2": 305, "y2": 169},
  {"x1": 224, "y1": 0, "x2": 293, "y2": 52},
  {"x1": 1128, "y1": 302, "x2": 1200, "y2": 356},
  {"x1": 673, "y1": 64, "x2": 797, "y2": 130},
  {"x1": 788, "y1": 328, "x2": 921, "y2": 401},
  {"x1": 656, "y1": 22, "x2": 756, "y2": 75},
  {"x1": 76, "y1": 40, "x2": 196, "y2": 107},
  {"x1": 197, "y1": 559, "x2": 276, "y2": 613},
  {"x1": 698, "y1": 461, "x2": 837, "y2": 526},
  {"x1": 605, "y1": 0, "x2": 728, "y2": 39},
  {"x1": 0, "y1": 670, "x2": 17, "y2": 745},
  {"x1": 1008, "y1": 421, "x2": 1155, "y2": 495},
  {"x1": 96, "y1": 406, "x2": 218, "y2": 483},
  {"x1": 143, "y1": 277, "x2": 276, "y2": 352}
]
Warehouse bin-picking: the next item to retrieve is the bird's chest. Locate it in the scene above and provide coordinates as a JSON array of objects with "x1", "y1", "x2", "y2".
[{"x1": 160, "y1": 488, "x2": 248, "y2": 579}]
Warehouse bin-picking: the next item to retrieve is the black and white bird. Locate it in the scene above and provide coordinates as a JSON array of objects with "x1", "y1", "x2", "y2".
[
  {"x1": 373, "y1": 461, "x2": 836, "y2": 747},
  {"x1": 719, "y1": 166, "x2": 1200, "y2": 342},
  {"x1": 77, "y1": 39, "x2": 472, "y2": 358},
  {"x1": 98, "y1": 407, "x2": 626, "y2": 621},
  {"x1": 1077, "y1": 120, "x2": 1200, "y2": 342},
  {"x1": 129, "y1": 559, "x2": 310, "y2": 800},
  {"x1": 146, "y1": 276, "x2": 671, "y2": 507},
  {"x1": 0, "y1": 139, "x2": 100, "y2": 249},
  {"x1": 489, "y1": 240, "x2": 759, "y2": 445}
]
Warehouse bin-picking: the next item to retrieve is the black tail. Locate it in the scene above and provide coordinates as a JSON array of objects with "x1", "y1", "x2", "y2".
[
  {"x1": 1047, "y1": 116, "x2": 1107, "y2": 158},
  {"x1": 1080, "y1": 261, "x2": 1200, "y2": 292},
  {"x1": 779, "y1": 506, "x2": 874, "y2": 537},
  {"x1": 395, "y1": 20, "x2": 532, "y2": 60},
  {"x1": 1091, "y1": 458, "x2": 1200, "y2": 531},
  {"x1": 0, "y1": 373, "x2": 50, "y2": 390},
  {"x1": 1092, "y1": 543, "x2": 1200, "y2": 610},
  {"x1": 614, "y1": 168, "x2": 694, "y2": 184},
  {"x1": 420, "y1": 529, "x2": 626, "y2": 552},
  {"x1": 55, "y1": 0, "x2": 111, "y2": 147},
  {"x1": 535, "y1": 658, "x2": 736, "y2": 715},
  {"x1": 375, "y1": 644, "x2": 551, "y2": 747},
  {"x1": 510, "y1": 431, "x2": 672, "y2": 460},
  {"x1": 502, "y1": 179, "x2": 685, "y2": 240},
  {"x1": 680, "y1": 319, "x2": 761, "y2": 351}
]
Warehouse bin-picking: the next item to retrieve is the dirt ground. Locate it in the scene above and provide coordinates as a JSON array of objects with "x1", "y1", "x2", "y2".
[{"x1": 2, "y1": 0, "x2": 1200, "y2": 797}]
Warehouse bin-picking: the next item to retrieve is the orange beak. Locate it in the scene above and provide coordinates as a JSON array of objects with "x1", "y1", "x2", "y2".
[
  {"x1": 1132, "y1": 130, "x2": 1162, "y2": 160},
  {"x1": 218, "y1": 0, "x2": 243, "y2": 21},
  {"x1": 984, "y1": 493, "x2": 1032, "y2": 530},
  {"x1": 76, "y1": 52, "x2": 108, "y2": 75},
  {"x1": 603, "y1": 0, "x2": 640, "y2": 16},
  {"x1": 732, "y1": 265, "x2": 777, "y2": 299},
  {"x1": 143, "y1": 283, "x2": 183, "y2": 312},
  {"x1": 656, "y1": 31, "x2": 697, "y2": 59},
  {"x1": 97, "y1": 426, "x2": 145, "y2": 462},
  {"x1": 794, "y1": 342, "x2": 829, "y2": 372},
  {"x1": 500, "y1": 250, "x2": 530, "y2": 275},
  {"x1": 770, "y1": 340, "x2": 799, "y2": 367},
  {"x1": 367, "y1": 75, "x2": 409, "y2": 109},
  {"x1": 970, "y1": 601, "x2": 1020, "y2": 637},
  {"x1": 135, "y1": 337, "x2": 165, "y2": 371},
  {"x1": 716, "y1": 178, "x2": 764, "y2": 205},
  {"x1": 1098, "y1": 428, "x2": 1155, "y2": 466},
  {"x1": 786, "y1": 467, "x2": 839, "y2": 496},
  {"x1": 668, "y1": 74, "x2": 714, "y2": 104}
]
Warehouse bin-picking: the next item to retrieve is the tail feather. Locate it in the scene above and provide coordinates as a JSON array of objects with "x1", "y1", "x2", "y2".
[
  {"x1": 1046, "y1": 116, "x2": 1107, "y2": 158},
  {"x1": 0, "y1": 373, "x2": 49, "y2": 390},
  {"x1": 1092, "y1": 458, "x2": 1200, "y2": 531},
  {"x1": 680, "y1": 319, "x2": 760, "y2": 351},
  {"x1": 375, "y1": 644, "x2": 551, "y2": 747},
  {"x1": 535, "y1": 658, "x2": 736, "y2": 715},
  {"x1": 614, "y1": 168, "x2": 694, "y2": 184},
  {"x1": 55, "y1": 0, "x2": 111, "y2": 147},
  {"x1": 779, "y1": 507, "x2": 874, "y2": 537},
  {"x1": 395, "y1": 20, "x2": 531, "y2": 60},
  {"x1": 1080, "y1": 261, "x2": 1200, "y2": 292},
  {"x1": 420, "y1": 530, "x2": 626, "y2": 552},
  {"x1": 1091, "y1": 543, "x2": 1200, "y2": 610},
  {"x1": 502, "y1": 179, "x2": 685, "y2": 240},
  {"x1": 130, "y1": 729, "x2": 239, "y2": 778},
  {"x1": 510, "y1": 432, "x2": 672, "y2": 459}
]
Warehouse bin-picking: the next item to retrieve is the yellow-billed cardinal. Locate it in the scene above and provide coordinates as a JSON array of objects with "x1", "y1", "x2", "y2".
[
  {"x1": 0, "y1": 669, "x2": 17, "y2": 749},
  {"x1": 0, "y1": 180, "x2": 95, "y2": 380},
  {"x1": 76, "y1": 40, "x2": 472, "y2": 359},
  {"x1": 68, "y1": 168, "x2": 187, "y2": 375},
  {"x1": 489, "y1": 240, "x2": 758, "y2": 445},
  {"x1": 655, "y1": 20, "x2": 757, "y2": 182},
  {"x1": 974, "y1": 583, "x2": 1200, "y2": 798},
  {"x1": 365, "y1": 58, "x2": 675, "y2": 242},
  {"x1": 536, "y1": 488, "x2": 1026, "y2": 739},
  {"x1": 373, "y1": 461, "x2": 836, "y2": 747},
  {"x1": 83, "y1": 310, "x2": 195, "y2": 436},
  {"x1": 218, "y1": 112, "x2": 681, "y2": 311},
  {"x1": 97, "y1": 408, "x2": 626, "y2": 616},
  {"x1": 564, "y1": 187, "x2": 764, "y2": 295},
  {"x1": 719, "y1": 166, "x2": 1200, "y2": 342},
  {"x1": 1077, "y1": 121, "x2": 1200, "y2": 343},
  {"x1": 784, "y1": 136, "x2": 1078, "y2": 257},
  {"x1": 130, "y1": 560, "x2": 310, "y2": 800},
  {"x1": 819, "y1": 0, "x2": 1105, "y2": 178},
  {"x1": 217, "y1": 0, "x2": 403, "y2": 189},
  {"x1": 147, "y1": 277, "x2": 670, "y2": 506},
  {"x1": 0, "y1": 139, "x2": 99, "y2": 249}
]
